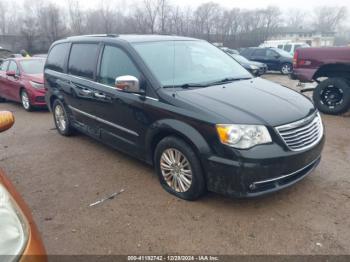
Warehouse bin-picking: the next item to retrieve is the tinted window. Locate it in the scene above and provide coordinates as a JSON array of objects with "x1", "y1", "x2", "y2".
[
  {"x1": 8, "y1": 61, "x2": 19, "y2": 75},
  {"x1": 253, "y1": 49, "x2": 266, "y2": 56},
  {"x1": 68, "y1": 44, "x2": 99, "y2": 80},
  {"x1": 284, "y1": 45, "x2": 292, "y2": 52},
  {"x1": 277, "y1": 45, "x2": 283, "y2": 49},
  {"x1": 266, "y1": 49, "x2": 278, "y2": 58},
  {"x1": 294, "y1": 45, "x2": 302, "y2": 51},
  {"x1": 0, "y1": 61, "x2": 9, "y2": 71},
  {"x1": 47, "y1": 43, "x2": 70, "y2": 72},
  {"x1": 99, "y1": 46, "x2": 140, "y2": 87}
]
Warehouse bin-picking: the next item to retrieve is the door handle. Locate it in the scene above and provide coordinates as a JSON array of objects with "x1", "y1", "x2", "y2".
[
  {"x1": 81, "y1": 89, "x2": 93, "y2": 95},
  {"x1": 94, "y1": 92, "x2": 106, "y2": 99}
]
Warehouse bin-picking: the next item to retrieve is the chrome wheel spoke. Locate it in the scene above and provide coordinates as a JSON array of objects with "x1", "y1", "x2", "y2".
[{"x1": 160, "y1": 148, "x2": 193, "y2": 193}]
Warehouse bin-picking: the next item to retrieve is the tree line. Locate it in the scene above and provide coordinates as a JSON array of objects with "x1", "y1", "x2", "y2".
[{"x1": 0, "y1": 0, "x2": 348, "y2": 52}]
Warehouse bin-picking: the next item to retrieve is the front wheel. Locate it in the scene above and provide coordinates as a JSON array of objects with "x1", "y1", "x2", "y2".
[
  {"x1": 280, "y1": 63, "x2": 292, "y2": 75},
  {"x1": 52, "y1": 99, "x2": 73, "y2": 136},
  {"x1": 21, "y1": 89, "x2": 32, "y2": 111},
  {"x1": 154, "y1": 136, "x2": 206, "y2": 201},
  {"x1": 313, "y1": 78, "x2": 350, "y2": 115}
]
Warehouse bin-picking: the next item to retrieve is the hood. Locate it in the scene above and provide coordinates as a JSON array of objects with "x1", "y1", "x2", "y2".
[
  {"x1": 25, "y1": 74, "x2": 44, "y2": 84},
  {"x1": 175, "y1": 78, "x2": 315, "y2": 127}
]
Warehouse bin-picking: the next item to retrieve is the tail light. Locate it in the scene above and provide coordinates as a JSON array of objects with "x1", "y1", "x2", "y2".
[{"x1": 293, "y1": 51, "x2": 298, "y2": 68}]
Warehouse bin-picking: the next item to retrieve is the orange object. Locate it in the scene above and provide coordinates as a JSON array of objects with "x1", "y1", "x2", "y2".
[
  {"x1": 0, "y1": 169, "x2": 47, "y2": 261},
  {"x1": 0, "y1": 111, "x2": 15, "y2": 132}
]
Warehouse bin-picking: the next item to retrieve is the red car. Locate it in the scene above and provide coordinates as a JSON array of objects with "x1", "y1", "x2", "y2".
[{"x1": 0, "y1": 58, "x2": 46, "y2": 111}]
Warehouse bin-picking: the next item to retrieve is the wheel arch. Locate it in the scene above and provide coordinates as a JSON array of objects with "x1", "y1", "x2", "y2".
[
  {"x1": 145, "y1": 119, "x2": 212, "y2": 166},
  {"x1": 313, "y1": 63, "x2": 350, "y2": 82}
]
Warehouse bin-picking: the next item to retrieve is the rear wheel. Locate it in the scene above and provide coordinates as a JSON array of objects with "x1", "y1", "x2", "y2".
[
  {"x1": 313, "y1": 78, "x2": 350, "y2": 115},
  {"x1": 280, "y1": 63, "x2": 292, "y2": 75},
  {"x1": 154, "y1": 136, "x2": 206, "y2": 201},
  {"x1": 21, "y1": 89, "x2": 32, "y2": 111},
  {"x1": 52, "y1": 99, "x2": 73, "y2": 136}
]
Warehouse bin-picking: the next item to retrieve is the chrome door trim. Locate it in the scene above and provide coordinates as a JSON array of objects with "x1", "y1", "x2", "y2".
[
  {"x1": 68, "y1": 105, "x2": 139, "y2": 137},
  {"x1": 49, "y1": 70, "x2": 159, "y2": 101}
]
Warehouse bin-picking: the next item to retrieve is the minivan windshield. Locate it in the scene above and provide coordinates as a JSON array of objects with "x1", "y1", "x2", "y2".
[
  {"x1": 132, "y1": 40, "x2": 251, "y2": 87},
  {"x1": 20, "y1": 59, "x2": 45, "y2": 74}
]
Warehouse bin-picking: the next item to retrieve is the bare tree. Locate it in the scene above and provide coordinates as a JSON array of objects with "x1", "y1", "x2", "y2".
[
  {"x1": 285, "y1": 9, "x2": 308, "y2": 28},
  {"x1": 67, "y1": 0, "x2": 85, "y2": 35},
  {"x1": 313, "y1": 6, "x2": 347, "y2": 32}
]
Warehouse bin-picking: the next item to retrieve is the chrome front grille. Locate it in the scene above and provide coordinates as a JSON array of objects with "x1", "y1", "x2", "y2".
[{"x1": 276, "y1": 113, "x2": 323, "y2": 151}]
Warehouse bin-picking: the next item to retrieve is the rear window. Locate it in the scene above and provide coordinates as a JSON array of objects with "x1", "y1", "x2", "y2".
[
  {"x1": 46, "y1": 43, "x2": 70, "y2": 72},
  {"x1": 68, "y1": 44, "x2": 99, "y2": 80}
]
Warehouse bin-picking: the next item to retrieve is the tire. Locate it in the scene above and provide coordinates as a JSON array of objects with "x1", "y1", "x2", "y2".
[
  {"x1": 20, "y1": 89, "x2": 32, "y2": 111},
  {"x1": 154, "y1": 136, "x2": 206, "y2": 201},
  {"x1": 280, "y1": 63, "x2": 292, "y2": 75},
  {"x1": 52, "y1": 99, "x2": 73, "y2": 136},
  {"x1": 313, "y1": 78, "x2": 350, "y2": 115}
]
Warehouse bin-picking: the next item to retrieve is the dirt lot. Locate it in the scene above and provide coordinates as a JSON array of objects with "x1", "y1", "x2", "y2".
[{"x1": 0, "y1": 74, "x2": 349, "y2": 255}]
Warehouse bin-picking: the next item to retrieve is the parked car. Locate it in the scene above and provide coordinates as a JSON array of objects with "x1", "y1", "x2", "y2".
[
  {"x1": 240, "y1": 47, "x2": 293, "y2": 75},
  {"x1": 45, "y1": 35, "x2": 325, "y2": 200},
  {"x1": 0, "y1": 111, "x2": 47, "y2": 261},
  {"x1": 291, "y1": 47, "x2": 350, "y2": 115},
  {"x1": 260, "y1": 41, "x2": 310, "y2": 55},
  {"x1": 229, "y1": 53, "x2": 267, "y2": 76},
  {"x1": 0, "y1": 58, "x2": 46, "y2": 111}
]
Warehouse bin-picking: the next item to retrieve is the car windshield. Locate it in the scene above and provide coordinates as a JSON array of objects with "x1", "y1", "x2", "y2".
[
  {"x1": 20, "y1": 59, "x2": 45, "y2": 74},
  {"x1": 132, "y1": 40, "x2": 251, "y2": 87},
  {"x1": 231, "y1": 54, "x2": 250, "y2": 64},
  {"x1": 273, "y1": 48, "x2": 293, "y2": 57}
]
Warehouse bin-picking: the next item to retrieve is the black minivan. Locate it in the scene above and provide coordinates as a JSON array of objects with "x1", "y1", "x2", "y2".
[{"x1": 45, "y1": 35, "x2": 325, "y2": 200}]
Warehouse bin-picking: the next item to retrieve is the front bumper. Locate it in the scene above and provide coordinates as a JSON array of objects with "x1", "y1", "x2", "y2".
[
  {"x1": 28, "y1": 89, "x2": 47, "y2": 107},
  {"x1": 203, "y1": 135, "x2": 325, "y2": 198}
]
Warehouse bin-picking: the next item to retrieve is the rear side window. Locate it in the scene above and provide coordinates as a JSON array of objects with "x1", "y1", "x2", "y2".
[
  {"x1": 284, "y1": 45, "x2": 292, "y2": 52},
  {"x1": 68, "y1": 43, "x2": 99, "y2": 80},
  {"x1": 99, "y1": 46, "x2": 140, "y2": 87},
  {"x1": 253, "y1": 49, "x2": 266, "y2": 56},
  {"x1": 0, "y1": 61, "x2": 9, "y2": 71},
  {"x1": 47, "y1": 43, "x2": 70, "y2": 72}
]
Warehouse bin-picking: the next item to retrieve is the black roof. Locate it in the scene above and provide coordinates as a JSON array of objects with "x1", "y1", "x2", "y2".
[{"x1": 65, "y1": 34, "x2": 199, "y2": 43}]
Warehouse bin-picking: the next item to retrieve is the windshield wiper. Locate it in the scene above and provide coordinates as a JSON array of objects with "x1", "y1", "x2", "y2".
[
  {"x1": 205, "y1": 77, "x2": 252, "y2": 86},
  {"x1": 163, "y1": 83, "x2": 208, "y2": 89}
]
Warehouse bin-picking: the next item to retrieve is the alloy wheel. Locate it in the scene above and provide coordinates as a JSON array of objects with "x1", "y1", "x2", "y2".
[
  {"x1": 160, "y1": 148, "x2": 193, "y2": 193},
  {"x1": 21, "y1": 91, "x2": 30, "y2": 110},
  {"x1": 54, "y1": 104, "x2": 67, "y2": 132},
  {"x1": 281, "y1": 64, "x2": 291, "y2": 74}
]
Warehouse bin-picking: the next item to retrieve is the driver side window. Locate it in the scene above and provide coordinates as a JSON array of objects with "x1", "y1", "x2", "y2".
[
  {"x1": 8, "y1": 61, "x2": 20, "y2": 75},
  {"x1": 0, "y1": 61, "x2": 9, "y2": 71},
  {"x1": 98, "y1": 46, "x2": 141, "y2": 87}
]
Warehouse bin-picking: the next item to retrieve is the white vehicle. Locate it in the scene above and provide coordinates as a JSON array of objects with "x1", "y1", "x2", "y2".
[{"x1": 260, "y1": 41, "x2": 310, "y2": 55}]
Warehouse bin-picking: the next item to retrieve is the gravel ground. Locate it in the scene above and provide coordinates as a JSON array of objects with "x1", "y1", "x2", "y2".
[{"x1": 0, "y1": 74, "x2": 349, "y2": 255}]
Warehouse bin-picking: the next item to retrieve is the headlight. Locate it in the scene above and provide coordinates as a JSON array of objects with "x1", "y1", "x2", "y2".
[
  {"x1": 216, "y1": 124, "x2": 272, "y2": 149},
  {"x1": 250, "y1": 65, "x2": 259, "y2": 70},
  {"x1": 0, "y1": 184, "x2": 29, "y2": 258},
  {"x1": 29, "y1": 81, "x2": 44, "y2": 89}
]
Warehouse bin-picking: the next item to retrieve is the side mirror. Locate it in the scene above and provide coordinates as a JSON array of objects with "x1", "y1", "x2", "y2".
[
  {"x1": 274, "y1": 54, "x2": 280, "y2": 59},
  {"x1": 115, "y1": 75, "x2": 141, "y2": 93},
  {"x1": 6, "y1": 71, "x2": 16, "y2": 77},
  {"x1": 0, "y1": 111, "x2": 15, "y2": 133}
]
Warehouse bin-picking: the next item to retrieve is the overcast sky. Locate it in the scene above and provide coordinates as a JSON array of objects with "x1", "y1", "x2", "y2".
[{"x1": 70, "y1": 0, "x2": 350, "y2": 11}]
